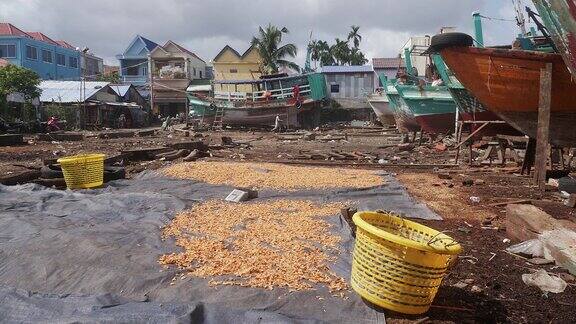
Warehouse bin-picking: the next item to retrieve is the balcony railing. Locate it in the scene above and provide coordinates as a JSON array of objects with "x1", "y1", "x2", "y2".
[{"x1": 121, "y1": 75, "x2": 148, "y2": 84}]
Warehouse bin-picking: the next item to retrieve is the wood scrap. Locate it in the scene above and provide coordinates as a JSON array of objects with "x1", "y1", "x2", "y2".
[{"x1": 488, "y1": 199, "x2": 532, "y2": 207}]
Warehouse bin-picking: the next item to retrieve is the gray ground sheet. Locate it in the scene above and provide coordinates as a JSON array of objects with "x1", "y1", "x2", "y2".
[{"x1": 0, "y1": 170, "x2": 441, "y2": 323}]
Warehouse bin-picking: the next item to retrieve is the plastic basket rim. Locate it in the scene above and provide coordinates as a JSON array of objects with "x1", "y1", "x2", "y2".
[
  {"x1": 352, "y1": 211, "x2": 462, "y2": 255},
  {"x1": 57, "y1": 153, "x2": 105, "y2": 164}
]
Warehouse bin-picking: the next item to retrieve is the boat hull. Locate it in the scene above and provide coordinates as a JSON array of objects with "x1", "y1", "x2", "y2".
[
  {"x1": 386, "y1": 93, "x2": 421, "y2": 133},
  {"x1": 395, "y1": 85, "x2": 457, "y2": 134},
  {"x1": 367, "y1": 95, "x2": 395, "y2": 125},
  {"x1": 414, "y1": 113, "x2": 456, "y2": 135},
  {"x1": 189, "y1": 96, "x2": 321, "y2": 128},
  {"x1": 223, "y1": 100, "x2": 319, "y2": 127},
  {"x1": 440, "y1": 46, "x2": 576, "y2": 146}
]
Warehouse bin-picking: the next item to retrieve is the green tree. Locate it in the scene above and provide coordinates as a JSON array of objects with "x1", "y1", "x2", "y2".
[
  {"x1": 0, "y1": 65, "x2": 41, "y2": 101},
  {"x1": 347, "y1": 25, "x2": 362, "y2": 49},
  {"x1": 0, "y1": 65, "x2": 41, "y2": 120},
  {"x1": 349, "y1": 47, "x2": 368, "y2": 65},
  {"x1": 330, "y1": 38, "x2": 351, "y2": 65},
  {"x1": 96, "y1": 71, "x2": 120, "y2": 83},
  {"x1": 251, "y1": 24, "x2": 300, "y2": 74}
]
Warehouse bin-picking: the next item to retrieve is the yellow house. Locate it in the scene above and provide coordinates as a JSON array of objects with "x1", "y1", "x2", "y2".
[{"x1": 212, "y1": 45, "x2": 262, "y2": 92}]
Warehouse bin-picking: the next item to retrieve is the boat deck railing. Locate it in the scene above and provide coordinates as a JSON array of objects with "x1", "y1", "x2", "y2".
[{"x1": 214, "y1": 84, "x2": 311, "y2": 102}]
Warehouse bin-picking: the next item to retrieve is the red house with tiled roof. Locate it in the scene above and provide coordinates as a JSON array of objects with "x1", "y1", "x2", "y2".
[
  {"x1": 27, "y1": 32, "x2": 59, "y2": 45},
  {"x1": 0, "y1": 22, "x2": 103, "y2": 80}
]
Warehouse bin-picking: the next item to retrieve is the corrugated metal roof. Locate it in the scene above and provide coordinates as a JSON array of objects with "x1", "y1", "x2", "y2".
[
  {"x1": 373, "y1": 58, "x2": 405, "y2": 69},
  {"x1": 109, "y1": 84, "x2": 131, "y2": 97},
  {"x1": 39, "y1": 81, "x2": 110, "y2": 103},
  {"x1": 186, "y1": 84, "x2": 211, "y2": 92},
  {"x1": 320, "y1": 65, "x2": 374, "y2": 73}
]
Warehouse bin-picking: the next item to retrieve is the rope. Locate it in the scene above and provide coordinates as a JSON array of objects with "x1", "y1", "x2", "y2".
[{"x1": 478, "y1": 14, "x2": 517, "y2": 23}]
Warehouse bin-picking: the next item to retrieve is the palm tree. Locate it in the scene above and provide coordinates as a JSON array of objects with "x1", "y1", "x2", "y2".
[
  {"x1": 251, "y1": 24, "x2": 299, "y2": 74},
  {"x1": 330, "y1": 38, "x2": 351, "y2": 65},
  {"x1": 308, "y1": 40, "x2": 321, "y2": 69},
  {"x1": 347, "y1": 25, "x2": 362, "y2": 48},
  {"x1": 349, "y1": 47, "x2": 368, "y2": 65},
  {"x1": 317, "y1": 40, "x2": 334, "y2": 66}
]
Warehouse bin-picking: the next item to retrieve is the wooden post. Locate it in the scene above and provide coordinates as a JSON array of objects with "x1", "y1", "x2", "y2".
[
  {"x1": 148, "y1": 54, "x2": 154, "y2": 116},
  {"x1": 534, "y1": 63, "x2": 552, "y2": 190}
]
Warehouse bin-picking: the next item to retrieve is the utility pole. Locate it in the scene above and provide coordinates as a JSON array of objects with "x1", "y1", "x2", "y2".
[{"x1": 148, "y1": 54, "x2": 154, "y2": 117}]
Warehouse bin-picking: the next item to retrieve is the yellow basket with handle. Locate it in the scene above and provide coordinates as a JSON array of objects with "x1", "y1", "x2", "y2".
[
  {"x1": 57, "y1": 154, "x2": 105, "y2": 189},
  {"x1": 351, "y1": 211, "x2": 462, "y2": 315}
]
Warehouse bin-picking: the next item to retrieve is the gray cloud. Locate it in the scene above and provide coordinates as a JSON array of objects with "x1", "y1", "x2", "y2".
[{"x1": 1, "y1": 0, "x2": 527, "y2": 66}]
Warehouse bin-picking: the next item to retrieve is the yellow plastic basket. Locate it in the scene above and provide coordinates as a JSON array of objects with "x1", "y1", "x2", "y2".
[
  {"x1": 351, "y1": 211, "x2": 462, "y2": 315},
  {"x1": 57, "y1": 154, "x2": 105, "y2": 189}
]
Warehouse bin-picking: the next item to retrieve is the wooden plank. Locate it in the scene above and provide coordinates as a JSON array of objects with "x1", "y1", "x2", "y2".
[
  {"x1": 0, "y1": 170, "x2": 41, "y2": 185},
  {"x1": 488, "y1": 199, "x2": 532, "y2": 207},
  {"x1": 0, "y1": 134, "x2": 24, "y2": 146},
  {"x1": 534, "y1": 63, "x2": 552, "y2": 190},
  {"x1": 506, "y1": 204, "x2": 558, "y2": 241}
]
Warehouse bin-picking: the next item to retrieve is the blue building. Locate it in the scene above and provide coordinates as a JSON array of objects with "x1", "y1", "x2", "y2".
[
  {"x1": 116, "y1": 35, "x2": 159, "y2": 85},
  {"x1": 0, "y1": 23, "x2": 81, "y2": 80}
]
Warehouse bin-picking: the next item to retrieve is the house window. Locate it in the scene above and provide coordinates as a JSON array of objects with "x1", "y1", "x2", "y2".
[
  {"x1": 0, "y1": 44, "x2": 16, "y2": 58},
  {"x1": 69, "y1": 56, "x2": 78, "y2": 68},
  {"x1": 193, "y1": 67, "x2": 196, "y2": 76},
  {"x1": 26, "y1": 45, "x2": 38, "y2": 60},
  {"x1": 56, "y1": 53, "x2": 66, "y2": 66},
  {"x1": 330, "y1": 84, "x2": 340, "y2": 93},
  {"x1": 229, "y1": 68, "x2": 238, "y2": 73},
  {"x1": 142, "y1": 66, "x2": 147, "y2": 76},
  {"x1": 42, "y1": 49, "x2": 53, "y2": 63},
  {"x1": 199, "y1": 70, "x2": 202, "y2": 78},
  {"x1": 127, "y1": 65, "x2": 139, "y2": 76}
]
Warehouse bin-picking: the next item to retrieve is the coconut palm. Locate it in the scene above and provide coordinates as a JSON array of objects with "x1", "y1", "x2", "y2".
[
  {"x1": 347, "y1": 25, "x2": 362, "y2": 48},
  {"x1": 251, "y1": 24, "x2": 299, "y2": 74},
  {"x1": 330, "y1": 38, "x2": 351, "y2": 65},
  {"x1": 349, "y1": 47, "x2": 368, "y2": 65}
]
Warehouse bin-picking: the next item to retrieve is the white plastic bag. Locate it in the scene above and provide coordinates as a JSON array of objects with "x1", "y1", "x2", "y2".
[{"x1": 522, "y1": 269, "x2": 567, "y2": 294}]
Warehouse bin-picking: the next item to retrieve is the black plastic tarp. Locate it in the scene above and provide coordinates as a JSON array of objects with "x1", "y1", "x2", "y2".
[{"x1": 0, "y1": 171, "x2": 441, "y2": 323}]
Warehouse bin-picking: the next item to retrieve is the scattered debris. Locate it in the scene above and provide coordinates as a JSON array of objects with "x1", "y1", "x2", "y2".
[
  {"x1": 462, "y1": 179, "x2": 474, "y2": 186},
  {"x1": 565, "y1": 194, "x2": 576, "y2": 208},
  {"x1": 522, "y1": 269, "x2": 567, "y2": 295},
  {"x1": 434, "y1": 143, "x2": 447, "y2": 152},
  {"x1": 470, "y1": 285, "x2": 483, "y2": 293},
  {"x1": 469, "y1": 196, "x2": 481, "y2": 204}
]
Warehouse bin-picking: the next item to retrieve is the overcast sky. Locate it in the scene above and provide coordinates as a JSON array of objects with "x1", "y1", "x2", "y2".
[{"x1": 0, "y1": 0, "x2": 537, "y2": 66}]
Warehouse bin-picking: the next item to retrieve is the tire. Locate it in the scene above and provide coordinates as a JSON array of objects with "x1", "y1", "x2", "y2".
[
  {"x1": 427, "y1": 33, "x2": 474, "y2": 53},
  {"x1": 40, "y1": 164, "x2": 63, "y2": 179}
]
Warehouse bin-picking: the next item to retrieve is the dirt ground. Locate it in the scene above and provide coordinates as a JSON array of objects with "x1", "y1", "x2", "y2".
[{"x1": 1, "y1": 125, "x2": 575, "y2": 323}]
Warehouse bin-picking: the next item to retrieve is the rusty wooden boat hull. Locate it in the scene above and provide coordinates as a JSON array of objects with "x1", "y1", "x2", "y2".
[{"x1": 440, "y1": 46, "x2": 576, "y2": 147}]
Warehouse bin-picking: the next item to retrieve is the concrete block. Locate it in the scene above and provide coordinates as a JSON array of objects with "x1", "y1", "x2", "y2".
[{"x1": 225, "y1": 189, "x2": 251, "y2": 203}]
